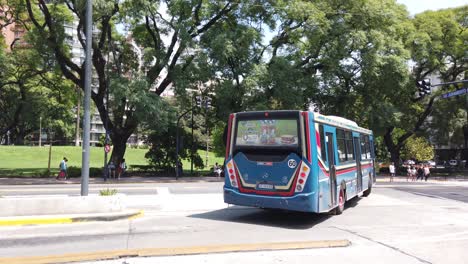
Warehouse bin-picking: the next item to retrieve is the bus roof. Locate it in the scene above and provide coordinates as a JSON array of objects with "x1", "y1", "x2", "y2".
[
  {"x1": 312, "y1": 112, "x2": 372, "y2": 135},
  {"x1": 233, "y1": 110, "x2": 372, "y2": 135}
]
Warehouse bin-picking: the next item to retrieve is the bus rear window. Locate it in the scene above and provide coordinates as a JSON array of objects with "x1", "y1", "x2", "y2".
[{"x1": 235, "y1": 119, "x2": 299, "y2": 147}]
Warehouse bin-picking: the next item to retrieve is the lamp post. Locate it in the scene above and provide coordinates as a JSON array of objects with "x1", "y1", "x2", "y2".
[{"x1": 176, "y1": 109, "x2": 192, "y2": 180}]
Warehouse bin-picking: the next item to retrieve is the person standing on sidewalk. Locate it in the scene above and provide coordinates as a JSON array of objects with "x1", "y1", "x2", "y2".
[
  {"x1": 424, "y1": 165, "x2": 431, "y2": 181},
  {"x1": 108, "y1": 160, "x2": 116, "y2": 179},
  {"x1": 117, "y1": 159, "x2": 126, "y2": 180},
  {"x1": 389, "y1": 163, "x2": 396, "y2": 182},
  {"x1": 416, "y1": 164, "x2": 424, "y2": 181}
]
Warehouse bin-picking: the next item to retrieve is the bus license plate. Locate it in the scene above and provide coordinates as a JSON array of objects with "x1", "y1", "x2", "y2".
[{"x1": 257, "y1": 183, "x2": 274, "y2": 190}]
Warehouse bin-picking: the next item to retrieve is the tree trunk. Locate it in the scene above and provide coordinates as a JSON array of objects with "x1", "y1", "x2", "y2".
[
  {"x1": 384, "y1": 126, "x2": 402, "y2": 175},
  {"x1": 109, "y1": 132, "x2": 129, "y2": 166}
]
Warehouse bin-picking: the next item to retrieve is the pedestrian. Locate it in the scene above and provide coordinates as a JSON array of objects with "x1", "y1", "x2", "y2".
[
  {"x1": 57, "y1": 157, "x2": 68, "y2": 180},
  {"x1": 214, "y1": 162, "x2": 222, "y2": 178},
  {"x1": 410, "y1": 166, "x2": 417, "y2": 181},
  {"x1": 424, "y1": 165, "x2": 430, "y2": 181},
  {"x1": 406, "y1": 165, "x2": 411, "y2": 182},
  {"x1": 108, "y1": 160, "x2": 116, "y2": 179},
  {"x1": 416, "y1": 164, "x2": 424, "y2": 181},
  {"x1": 389, "y1": 162, "x2": 395, "y2": 182},
  {"x1": 118, "y1": 158, "x2": 126, "y2": 180},
  {"x1": 176, "y1": 159, "x2": 183, "y2": 177}
]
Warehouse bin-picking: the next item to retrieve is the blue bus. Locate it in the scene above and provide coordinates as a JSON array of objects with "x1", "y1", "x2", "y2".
[{"x1": 223, "y1": 110, "x2": 375, "y2": 214}]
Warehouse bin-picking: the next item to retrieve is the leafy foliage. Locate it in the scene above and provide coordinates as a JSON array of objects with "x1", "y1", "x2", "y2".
[{"x1": 401, "y1": 136, "x2": 434, "y2": 162}]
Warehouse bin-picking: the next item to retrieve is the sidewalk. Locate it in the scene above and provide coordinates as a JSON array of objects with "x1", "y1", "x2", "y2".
[
  {"x1": 376, "y1": 175, "x2": 468, "y2": 183},
  {"x1": 0, "y1": 175, "x2": 225, "y2": 185}
]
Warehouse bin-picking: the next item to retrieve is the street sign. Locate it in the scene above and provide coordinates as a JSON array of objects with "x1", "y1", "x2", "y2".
[
  {"x1": 104, "y1": 144, "x2": 111, "y2": 153},
  {"x1": 441, "y1": 88, "x2": 467, "y2": 99}
]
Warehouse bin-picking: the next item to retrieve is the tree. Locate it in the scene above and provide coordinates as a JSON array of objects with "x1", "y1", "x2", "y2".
[
  {"x1": 0, "y1": 37, "x2": 76, "y2": 145},
  {"x1": 13, "y1": 0, "x2": 242, "y2": 166},
  {"x1": 408, "y1": 6, "x2": 468, "y2": 149},
  {"x1": 401, "y1": 136, "x2": 434, "y2": 162}
]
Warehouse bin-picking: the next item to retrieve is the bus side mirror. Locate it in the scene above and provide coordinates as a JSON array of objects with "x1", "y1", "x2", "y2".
[{"x1": 222, "y1": 125, "x2": 228, "y2": 147}]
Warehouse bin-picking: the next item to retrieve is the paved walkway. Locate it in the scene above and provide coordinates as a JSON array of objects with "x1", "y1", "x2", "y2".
[{"x1": 0, "y1": 176, "x2": 225, "y2": 185}]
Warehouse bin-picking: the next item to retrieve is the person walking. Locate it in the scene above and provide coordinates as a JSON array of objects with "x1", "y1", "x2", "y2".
[
  {"x1": 57, "y1": 157, "x2": 68, "y2": 180},
  {"x1": 410, "y1": 166, "x2": 417, "y2": 181},
  {"x1": 424, "y1": 165, "x2": 431, "y2": 181},
  {"x1": 389, "y1": 162, "x2": 396, "y2": 182},
  {"x1": 406, "y1": 165, "x2": 411, "y2": 182},
  {"x1": 118, "y1": 159, "x2": 126, "y2": 180},
  {"x1": 214, "y1": 162, "x2": 222, "y2": 178}
]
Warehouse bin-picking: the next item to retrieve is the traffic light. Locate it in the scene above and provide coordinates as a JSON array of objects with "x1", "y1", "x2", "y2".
[
  {"x1": 195, "y1": 96, "x2": 202, "y2": 107},
  {"x1": 205, "y1": 97, "x2": 212, "y2": 109},
  {"x1": 417, "y1": 79, "x2": 431, "y2": 97},
  {"x1": 423, "y1": 79, "x2": 431, "y2": 95}
]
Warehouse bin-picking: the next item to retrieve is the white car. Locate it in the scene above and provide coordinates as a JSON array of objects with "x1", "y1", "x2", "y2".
[
  {"x1": 425, "y1": 160, "x2": 436, "y2": 167},
  {"x1": 449, "y1": 160, "x2": 458, "y2": 166}
]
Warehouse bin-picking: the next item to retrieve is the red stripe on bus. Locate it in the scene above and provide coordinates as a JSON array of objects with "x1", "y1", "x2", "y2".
[
  {"x1": 225, "y1": 114, "x2": 234, "y2": 159},
  {"x1": 316, "y1": 131, "x2": 320, "y2": 149},
  {"x1": 302, "y1": 112, "x2": 311, "y2": 162}
]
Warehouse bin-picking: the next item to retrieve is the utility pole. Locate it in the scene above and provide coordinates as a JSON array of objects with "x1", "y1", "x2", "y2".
[
  {"x1": 191, "y1": 95, "x2": 194, "y2": 176},
  {"x1": 75, "y1": 89, "x2": 81, "y2": 146},
  {"x1": 81, "y1": 0, "x2": 92, "y2": 196},
  {"x1": 39, "y1": 117, "x2": 42, "y2": 147},
  {"x1": 176, "y1": 109, "x2": 191, "y2": 180}
]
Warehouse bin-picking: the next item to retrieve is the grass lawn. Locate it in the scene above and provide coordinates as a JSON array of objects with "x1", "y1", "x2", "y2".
[{"x1": 0, "y1": 146, "x2": 224, "y2": 177}]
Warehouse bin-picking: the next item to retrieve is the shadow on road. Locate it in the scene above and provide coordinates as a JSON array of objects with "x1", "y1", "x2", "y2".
[{"x1": 189, "y1": 206, "x2": 335, "y2": 230}]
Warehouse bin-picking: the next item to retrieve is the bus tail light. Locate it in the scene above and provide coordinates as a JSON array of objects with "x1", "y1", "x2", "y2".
[
  {"x1": 226, "y1": 160, "x2": 239, "y2": 188},
  {"x1": 295, "y1": 163, "x2": 310, "y2": 192}
]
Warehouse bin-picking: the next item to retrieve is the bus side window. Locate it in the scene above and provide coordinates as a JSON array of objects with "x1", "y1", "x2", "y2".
[
  {"x1": 360, "y1": 135, "x2": 367, "y2": 160},
  {"x1": 319, "y1": 125, "x2": 327, "y2": 163},
  {"x1": 336, "y1": 129, "x2": 347, "y2": 162},
  {"x1": 345, "y1": 131, "x2": 355, "y2": 161}
]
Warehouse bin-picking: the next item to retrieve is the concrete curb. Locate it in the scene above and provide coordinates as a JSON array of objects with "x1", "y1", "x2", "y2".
[
  {"x1": 0, "y1": 239, "x2": 350, "y2": 264},
  {"x1": 0, "y1": 210, "x2": 143, "y2": 226}
]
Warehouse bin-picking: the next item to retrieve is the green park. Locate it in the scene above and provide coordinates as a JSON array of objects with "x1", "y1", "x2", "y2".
[{"x1": 0, "y1": 146, "x2": 223, "y2": 177}]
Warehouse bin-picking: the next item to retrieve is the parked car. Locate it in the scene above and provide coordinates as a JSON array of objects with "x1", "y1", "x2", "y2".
[
  {"x1": 424, "y1": 160, "x2": 436, "y2": 167},
  {"x1": 449, "y1": 160, "x2": 458, "y2": 166}
]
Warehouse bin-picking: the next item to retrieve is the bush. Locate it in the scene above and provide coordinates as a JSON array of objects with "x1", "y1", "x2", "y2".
[
  {"x1": 99, "y1": 188, "x2": 118, "y2": 196},
  {"x1": 66, "y1": 166, "x2": 104, "y2": 178}
]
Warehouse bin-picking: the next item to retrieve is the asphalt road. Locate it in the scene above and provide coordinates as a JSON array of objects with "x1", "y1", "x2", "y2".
[
  {"x1": 1, "y1": 181, "x2": 468, "y2": 264},
  {"x1": 377, "y1": 181, "x2": 468, "y2": 203}
]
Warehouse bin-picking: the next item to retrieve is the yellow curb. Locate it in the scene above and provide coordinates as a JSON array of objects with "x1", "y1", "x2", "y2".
[
  {"x1": 0, "y1": 210, "x2": 144, "y2": 226},
  {"x1": 0, "y1": 217, "x2": 72, "y2": 226},
  {"x1": 127, "y1": 210, "x2": 144, "y2": 220},
  {"x1": 0, "y1": 240, "x2": 350, "y2": 264}
]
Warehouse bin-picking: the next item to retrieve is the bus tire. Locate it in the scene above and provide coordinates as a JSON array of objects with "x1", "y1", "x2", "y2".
[
  {"x1": 363, "y1": 175, "x2": 372, "y2": 197},
  {"x1": 335, "y1": 187, "x2": 345, "y2": 215}
]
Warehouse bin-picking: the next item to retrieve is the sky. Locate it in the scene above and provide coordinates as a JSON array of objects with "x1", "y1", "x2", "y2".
[{"x1": 396, "y1": 0, "x2": 467, "y2": 15}]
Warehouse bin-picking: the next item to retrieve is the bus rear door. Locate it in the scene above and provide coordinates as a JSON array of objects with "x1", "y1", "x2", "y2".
[{"x1": 326, "y1": 132, "x2": 337, "y2": 207}]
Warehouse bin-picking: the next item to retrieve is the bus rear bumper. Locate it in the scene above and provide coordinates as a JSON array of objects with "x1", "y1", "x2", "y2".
[{"x1": 224, "y1": 187, "x2": 317, "y2": 213}]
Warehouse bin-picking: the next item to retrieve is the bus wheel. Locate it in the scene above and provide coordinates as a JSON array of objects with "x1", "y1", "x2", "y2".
[
  {"x1": 335, "y1": 188, "x2": 345, "y2": 215},
  {"x1": 363, "y1": 175, "x2": 372, "y2": 197}
]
